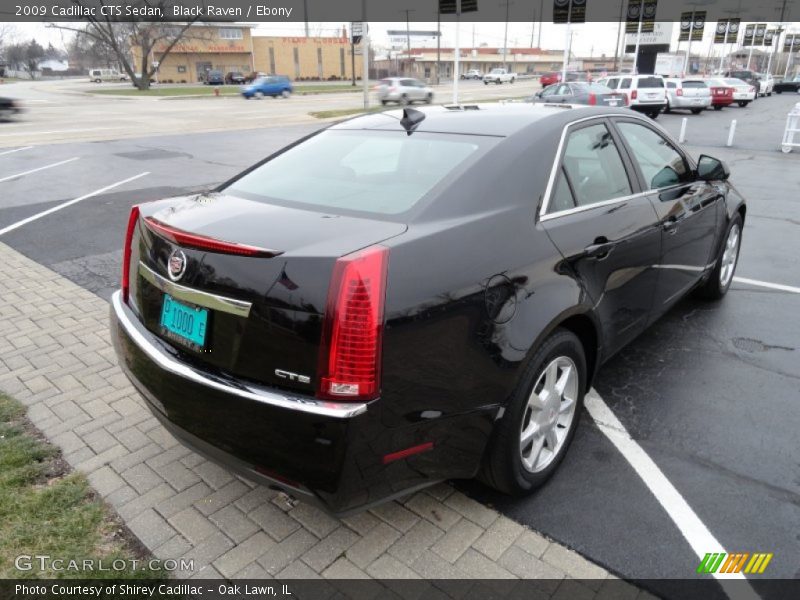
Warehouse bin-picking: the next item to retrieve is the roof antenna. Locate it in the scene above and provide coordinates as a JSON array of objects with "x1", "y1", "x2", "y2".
[{"x1": 400, "y1": 108, "x2": 426, "y2": 135}]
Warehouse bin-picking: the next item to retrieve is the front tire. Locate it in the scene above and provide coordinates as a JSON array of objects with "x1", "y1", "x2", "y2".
[
  {"x1": 480, "y1": 329, "x2": 586, "y2": 495},
  {"x1": 714, "y1": 104, "x2": 723, "y2": 110},
  {"x1": 691, "y1": 108, "x2": 703, "y2": 114},
  {"x1": 425, "y1": 93, "x2": 433, "y2": 104},
  {"x1": 738, "y1": 101, "x2": 749, "y2": 107},
  {"x1": 697, "y1": 214, "x2": 743, "y2": 300},
  {"x1": 281, "y1": 89, "x2": 291, "y2": 98}
]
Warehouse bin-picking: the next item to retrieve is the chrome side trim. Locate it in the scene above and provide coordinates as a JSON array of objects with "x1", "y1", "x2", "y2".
[
  {"x1": 111, "y1": 291, "x2": 367, "y2": 419},
  {"x1": 538, "y1": 112, "x2": 677, "y2": 221},
  {"x1": 139, "y1": 262, "x2": 252, "y2": 318}
]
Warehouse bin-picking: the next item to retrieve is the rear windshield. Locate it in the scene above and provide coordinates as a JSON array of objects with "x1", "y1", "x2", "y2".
[
  {"x1": 723, "y1": 79, "x2": 745, "y2": 85},
  {"x1": 637, "y1": 77, "x2": 664, "y2": 88},
  {"x1": 682, "y1": 80, "x2": 707, "y2": 88},
  {"x1": 729, "y1": 71, "x2": 752, "y2": 79},
  {"x1": 225, "y1": 130, "x2": 494, "y2": 216}
]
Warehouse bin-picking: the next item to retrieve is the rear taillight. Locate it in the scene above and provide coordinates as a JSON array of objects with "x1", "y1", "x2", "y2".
[
  {"x1": 122, "y1": 205, "x2": 140, "y2": 304},
  {"x1": 748, "y1": 86, "x2": 755, "y2": 93},
  {"x1": 143, "y1": 216, "x2": 280, "y2": 257},
  {"x1": 317, "y1": 246, "x2": 388, "y2": 402},
  {"x1": 631, "y1": 89, "x2": 638, "y2": 100},
  {"x1": 588, "y1": 93, "x2": 596, "y2": 105},
  {"x1": 677, "y1": 89, "x2": 683, "y2": 96}
]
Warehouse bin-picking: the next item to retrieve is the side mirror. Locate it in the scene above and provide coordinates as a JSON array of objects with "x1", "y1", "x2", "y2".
[{"x1": 697, "y1": 155, "x2": 730, "y2": 181}]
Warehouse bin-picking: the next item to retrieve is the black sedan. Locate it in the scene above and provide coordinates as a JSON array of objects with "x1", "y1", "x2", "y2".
[
  {"x1": 528, "y1": 82, "x2": 628, "y2": 107},
  {"x1": 774, "y1": 75, "x2": 800, "y2": 94},
  {"x1": 111, "y1": 105, "x2": 745, "y2": 515}
]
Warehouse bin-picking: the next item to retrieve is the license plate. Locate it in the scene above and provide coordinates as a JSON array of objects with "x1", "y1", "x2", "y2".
[
  {"x1": 160, "y1": 294, "x2": 208, "y2": 349},
  {"x1": 609, "y1": 100, "x2": 619, "y2": 106}
]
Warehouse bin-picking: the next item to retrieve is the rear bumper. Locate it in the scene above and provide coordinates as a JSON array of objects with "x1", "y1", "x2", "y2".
[
  {"x1": 109, "y1": 291, "x2": 466, "y2": 515},
  {"x1": 670, "y1": 97, "x2": 711, "y2": 108}
]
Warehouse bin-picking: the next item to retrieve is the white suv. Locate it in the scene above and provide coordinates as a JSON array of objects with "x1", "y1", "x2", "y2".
[{"x1": 600, "y1": 74, "x2": 667, "y2": 119}]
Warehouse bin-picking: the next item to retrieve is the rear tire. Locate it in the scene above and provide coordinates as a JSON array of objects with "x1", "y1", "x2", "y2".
[
  {"x1": 664, "y1": 100, "x2": 671, "y2": 113},
  {"x1": 401, "y1": 94, "x2": 410, "y2": 105},
  {"x1": 479, "y1": 329, "x2": 586, "y2": 495},
  {"x1": 738, "y1": 101, "x2": 749, "y2": 107},
  {"x1": 691, "y1": 108, "x2": 703, "y2": 114},
  {"x1": 648, "y1": 110, "x2": 659, "y2": 120},
  {"x1": 281, "y1": 90, "x2": 291, "y2": 98},
  {"x1": 425, "y1": 93, "x2": 433, "y2": 104},
  {"x1": 714, "y1": 104, "x2": 723, "y2": 110},
  {"x1": 696, "y1": 214, "x2": 743, "y2": 301}
]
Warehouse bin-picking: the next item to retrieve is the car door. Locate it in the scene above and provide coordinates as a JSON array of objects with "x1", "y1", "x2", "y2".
[
  {"x1": 611, "y1": 117, "x2": 723, "y2": 316},
  {"x1": 539, "y1": 118, "x2": 662, "y2": 357}
]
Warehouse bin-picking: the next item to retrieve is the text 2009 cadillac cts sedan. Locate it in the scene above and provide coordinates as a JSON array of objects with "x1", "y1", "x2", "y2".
[{"x1": 111, "y1": 104, "x2": 745, "y2": 515}]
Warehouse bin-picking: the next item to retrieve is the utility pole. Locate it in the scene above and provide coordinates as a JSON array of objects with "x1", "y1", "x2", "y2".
[
  {"x1": 537, "y1": 0, "x2": 543, "y2": 48},
  {"x1": 501, "y1": 1, "x2": 513, "y2": 71},
  {"x1": 402, "y1": 9, "x2": 415, "y2": 77},
  {"x1": 453, "y1": 0, "x2": 461, "y2": 104},
  {"x1": 530, "y1": 3, "x2": 536, "y2": 47},
  {"x1": 303, "y1": 0, "x2": 309, "y2": 37},
  {"x1": 362, "y1": 0, "x2": 369, "y2": 109},
  {"x1": 613, "y1": 0, "x2": 624, "y2": 72},
  {"x1": 561, "y1": 2, "x2": 572, "y2": 82},
  {"x1": 436, "y1": 7, "x2": 441, "y2": 84}
]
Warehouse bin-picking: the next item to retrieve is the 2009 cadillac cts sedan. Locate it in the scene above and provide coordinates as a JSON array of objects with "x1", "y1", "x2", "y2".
[{"x1": 111, "y1": 104, "x2": 745, "y2": 515}]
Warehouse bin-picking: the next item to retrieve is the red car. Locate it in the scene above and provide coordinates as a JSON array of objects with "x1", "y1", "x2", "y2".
[
  {"x1": 708, "y1": 84, "x2": 734, "y2": 110},
  {"x1": 540, "y1": 72, "x2": 561, "y2": 87}
]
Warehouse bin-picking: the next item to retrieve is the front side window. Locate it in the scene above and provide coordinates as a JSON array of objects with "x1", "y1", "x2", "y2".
[
  {"x1": 616, "y1": 122, "x2": 690, "y2": 189},
  {"x1": 558, "y1": 123, "x2": 632, "y2": 209}
]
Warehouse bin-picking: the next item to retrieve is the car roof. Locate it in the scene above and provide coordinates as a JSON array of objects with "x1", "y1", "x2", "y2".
[{"x1": 330, "y1": 104, "x2": 636, "y2": 137}]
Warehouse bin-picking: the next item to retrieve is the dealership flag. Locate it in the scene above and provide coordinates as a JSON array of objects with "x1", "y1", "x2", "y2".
[
  {"x1": 625, "y1": 0, "x2": 657, "y2": 34},
  {"x1": 714, "y1": 19, "x2": 740, "y2": 44},
  {"x1": 553, "y1": 0, "x2": 587, "y2": 24},
  {"x1": 679, "y1": 11, "x2": 706, "y2": 42}
]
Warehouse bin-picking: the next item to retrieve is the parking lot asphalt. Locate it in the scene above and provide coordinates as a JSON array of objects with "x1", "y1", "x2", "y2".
[{"x1": 1, "y1": 86, "x2": 798, "y2": 597}]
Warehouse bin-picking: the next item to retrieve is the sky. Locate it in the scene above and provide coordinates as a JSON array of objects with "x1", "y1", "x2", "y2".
[{"x1": 7, "y1": 20, "x2": 800, "y2": 58}]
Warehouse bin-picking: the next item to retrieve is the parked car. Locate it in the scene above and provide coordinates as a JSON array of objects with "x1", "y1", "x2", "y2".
[
  {"x1": 774, "y1": 74, "x2": 800, "y2": 94},
  {"x1": 755, "y1": 73, "x2": 775, "y2": 96},
  {"x1": 483, "y1": 68, "x2": 516, "y2": 84},
  {"x1": 111, "y1": 104, "x2": 745, "y2": 515},
  {"x1": 0, "y1": 97, "x2": 20, "y2": 121},
  {"x1": 529, "y1": 82, "x2": 627, "y2": 107},
  {"x1": 244, "y1": 71, "x2": 268, "y2": 83},
  {"x1": 204, "y1": 70, "x2": 225, "y2": 85},
  {"x1": 375, "y1": 77, "x2": 433, "y2": 105},
  {"x1": 601, "y1": 74, "x2": 667, "y2": 118},
  {"x1": 664, "y1": 79, "x2": 712, "y2": 114},
  {"x1": 724, "y1": 70, "x2": 761, "y2": 95},
  {"x1": 89, "y1": 68, "x2": 127, "y2": 83},
  {"x1": 241, "y1": 75, "x2": 293, "y2": 99},
  {"x1": 710, "y1": 78, "x2": 755, "y2": 107},
  {"x1": 461, "y1": 69, "x2": 483, "y2": 80},
  {"x1": 706, "y1": 82, "x2": 735, "y2": 110},
  {"x1": 540, "y1": 71, "x2": 588, "y2": 87},
  {"x1": 225, "y1": 72, "x2": 246, "y2": 85}
]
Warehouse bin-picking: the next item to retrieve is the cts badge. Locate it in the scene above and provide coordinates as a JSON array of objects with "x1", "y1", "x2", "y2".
[
  {"x1": 167, "y1": 249, "x2": 187, "y2": 281},
  {"x1": 275, "y1": 369, "x2": 311, "y2": 384}
]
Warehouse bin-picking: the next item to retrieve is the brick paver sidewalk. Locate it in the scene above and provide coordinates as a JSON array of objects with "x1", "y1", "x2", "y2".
[{"x1": 0, "y1": 241, "x2": 644, "y2": 596}]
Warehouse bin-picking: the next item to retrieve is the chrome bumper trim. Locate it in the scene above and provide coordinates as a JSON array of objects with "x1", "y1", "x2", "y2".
[
  {"x1": 111, "y1": 291, "x2": 367, "y2": 419},
  {"x1": 139, "y1": 262, "x2": 252, "y2": 318}
]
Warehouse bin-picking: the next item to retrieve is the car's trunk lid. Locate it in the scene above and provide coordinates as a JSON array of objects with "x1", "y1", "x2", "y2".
[{"x1": 131, "y1": 193, "x2": 406, "y2": 395}]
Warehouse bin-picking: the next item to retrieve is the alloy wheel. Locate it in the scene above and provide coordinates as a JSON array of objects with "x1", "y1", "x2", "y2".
[
  {"x1": 519, "y1": 356, "x2": 579, "y2": 473},
  {"x1": 719, "y1": 223, "x2": 740, "y2": 288}
]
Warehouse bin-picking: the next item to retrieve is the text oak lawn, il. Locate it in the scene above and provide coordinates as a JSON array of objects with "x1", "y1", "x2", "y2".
[{"x1": 16, "y1": 584, "x2": 293, "y2": 597}]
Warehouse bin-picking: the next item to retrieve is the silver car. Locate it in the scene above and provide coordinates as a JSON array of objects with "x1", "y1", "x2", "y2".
[
  {"x1": 376, "y1": 77, "x2": 434, "y2": 105},
  {"x1": 664, "y1": 79, "x2": 712, "y2": 114}
]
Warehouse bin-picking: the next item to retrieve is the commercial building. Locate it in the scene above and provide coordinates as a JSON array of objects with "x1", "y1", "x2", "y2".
[{"x1": 132, "y1": 24, "x2": 364, "y2": 83}]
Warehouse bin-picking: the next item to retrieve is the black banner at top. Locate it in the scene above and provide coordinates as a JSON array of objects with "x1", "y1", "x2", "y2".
[
  {"x1": 0, "y1": 0, "x2": 798, "y2": 23},
  {"x1": 678, "y1": 11, "x2": 706, "y2": 42},
  {"x1": 625, "y1": 0, "x2": 657, "y2": 34},
  {"x1": 714, "y1": 18, "x2": 740, "y2": 44},
  {"x1": 553, "y1": 0, "x2": 587, "y2": 24}
]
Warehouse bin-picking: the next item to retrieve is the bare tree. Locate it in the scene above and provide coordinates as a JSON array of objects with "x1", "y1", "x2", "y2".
[{"x1": 48, "y1": 1, "x2": 209, "y2": 89}]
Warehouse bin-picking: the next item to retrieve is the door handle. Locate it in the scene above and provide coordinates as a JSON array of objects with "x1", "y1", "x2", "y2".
[
  {"x1": 663, "y1": 216, "x2": 679, "y2": 234},
  {"x1": 584, "y1": 239, "x2": 614, "y2": 259}
]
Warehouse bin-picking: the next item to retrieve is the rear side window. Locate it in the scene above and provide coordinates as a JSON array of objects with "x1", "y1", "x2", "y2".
[
  {"x1": 667, "y1": 82, "x2": 677, "y2": 89},
  {"x1": 616, "y1": 122, "x2": 690, "y2": 189},
  {"x1": 558, "y1": 123, "x2": 632, "y2": 209},
  {"x1": 620, "y1": 78, "x2": 632, "y2": 89},
  {"x1": 225, "y1": 130, "x2": 492, "y2": 216},
  {"x1": 605, "y1": 78, "x2": 619, "y2": 89},
  {"x1": 638, "y1": 77, "x2": 664, "y2": 88}
]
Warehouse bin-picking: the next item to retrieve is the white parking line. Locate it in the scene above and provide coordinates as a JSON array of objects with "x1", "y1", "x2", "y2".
[
  {"x1": 0, "y1": 146, "x2": 33, "y2": 157},
  {"x1": 0, "y1": 172, "x2": 149, "y2": 236},
  {"x1": 733, "y1": 276, "x2": 800, "y2": 295},
  {"x1": 585, "y1": 390, "x2": 760, "y2": 599},
  {"x1": 0, "y1": 157, "x2": 79, "y2": 184}
]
